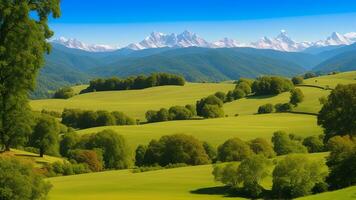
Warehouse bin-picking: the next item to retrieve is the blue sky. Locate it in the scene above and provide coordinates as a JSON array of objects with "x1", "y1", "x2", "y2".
[{"x1": 50, "y1": 0, "x2": 356, "y2": 46}]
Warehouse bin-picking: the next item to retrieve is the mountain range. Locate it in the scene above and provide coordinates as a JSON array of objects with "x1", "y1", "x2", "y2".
[{"x1": 52, "y1": 30, "x2": 356, "y2": 52}]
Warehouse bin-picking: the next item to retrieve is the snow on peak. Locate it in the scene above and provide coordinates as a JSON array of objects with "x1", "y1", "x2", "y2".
[{"x1": 51, "y1": 37, "x2": 119, "y2": 52}]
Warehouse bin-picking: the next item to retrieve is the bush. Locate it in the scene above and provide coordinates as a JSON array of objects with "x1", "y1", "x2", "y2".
[
  {"x1": 46, "y1": 161, "x2": 91, "y2": 176},
  {"x1": 272, "y1": 154, "x2": 328, "y2": 198},
  {"x1": 143, "y1": 134, "x2": 210, "y2": 166},
  {"x1": 235, "y1": 82, "x2": 252, "y2": 95},
  {"x1": 146, "y1": 105, "x2": 195, "y2": 123},
  {"x1": 271, "y1": 131, "x2": 307, "y2": 155},
  {"x1": 201, "y1": 104, "x2": 224, "y2": 118},
  {"x1": 302, "y1": 135, "x2": 325, "y2": 153},
  {"x1": 214, "y1": 91, "x2": 226, "y2": 102},
  {"x1": 257, "y1": 103, "x2": 274, "y2": 114},
  {"x1": 203, "y1": 142, "x2": 217, "y2": 161},
  {"x1": 0, "y1": 157, "x2": 52, "y2": 200},
  {"x1": 53, "y1": 87, "x2": 75, "y2": 99},
  {"x1": 196, "y1": 95, "x2": 224, "y2": 118},
  {"x1": 292, "y1": 76, "x2": 304, "y2": 85},
  {"x1": 168, "y1": 106, "x2": 193, "y2": 120},
  {"x1": 274, "y1": 103, "x2": 292, "y2": 112},
  {"x1": 60, "y1": 132, "x2": 79, "y2": 157},
  {"x1": 80, "y1": 73, "x2": 185, "y2": 93},
  {"x1": 217, "y1": 137, "x2": 253, "y2": 162},
  {"x1": 249, "y1": 138, "x2": 276, "y2": 158},
  {"x1": 290, "y1": 88, "x2": 304, "y2": 106},
  {"x1": 68, "y1": 149, "x2": 104, "y2": 172},
  {"x1": 252, "y1": 76, "x2": 294, "y2": 95},
  {"x1": 227, "y1": 88, "x2": 246, "y2": 101},
  {"x1": 135, "y1": 145, "x2": 147, "y2": 167},
  {"x1": 85, "y1": 129, "x2": 132, "y2": 169}
]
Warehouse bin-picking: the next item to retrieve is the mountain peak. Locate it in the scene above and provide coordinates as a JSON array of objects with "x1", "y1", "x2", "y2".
[{"x1": 52, "y1": 37, "x2": 118, "y2": 52}]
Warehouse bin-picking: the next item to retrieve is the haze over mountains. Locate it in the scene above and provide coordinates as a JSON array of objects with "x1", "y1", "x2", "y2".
[{"x1": 52, "y1": 30, "x2": 356, "y2": 52}]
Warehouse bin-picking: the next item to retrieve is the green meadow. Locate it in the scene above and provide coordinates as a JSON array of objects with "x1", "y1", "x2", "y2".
[{"x1": 303, "y1": 71, "x2": 356, "y2": 88}]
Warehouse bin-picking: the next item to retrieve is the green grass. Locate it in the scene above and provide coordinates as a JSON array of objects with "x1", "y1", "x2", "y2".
[
  {"x1": 304, "y1": 71, "x2": 356, "y2": 89},
  {"x1": 297, "y1": 186, "x2": 356, "y2": 200},
  {"x1": 48, "y1": 153, "x2": 328, "y2": 200},
  {"x1": 30, "y1": 83, "x2": 234, "y2": 121},
  {"x1": 77, "y1": 113, "x2": 322, "y2": 148},
  {"x1": 224, "y1": 86, "x2": 329, "y2": 116},
  {"x1": 71, "y1": 84, "x2": 89, "y2": 94}
]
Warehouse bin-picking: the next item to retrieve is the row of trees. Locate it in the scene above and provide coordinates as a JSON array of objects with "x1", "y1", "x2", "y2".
[
  {"x1": 252, "y1": 76, "x2": 294, "y2": 95},
  {"x1": 145, "y1": 105, "x2": 196, "y2": 123},
  {"x1": 53, "y1": 87, "x2": 75, "y2": 99},
  {"x1": 61, "y1": 109, "x2": 136, "y2": 129},
  {"x1": 80, "y1": 73, "x2": 186, "y2": 93}
]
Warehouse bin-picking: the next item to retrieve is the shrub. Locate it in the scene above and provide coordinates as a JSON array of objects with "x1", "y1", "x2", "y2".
[
  {"x1": 275, "y1": 103, "x2": 292, "y2": 112},
  {"x1": 85, "y1": 129, "x2": 132, "y2": 169},
  {"x1": 290, "y1": 88, "x2": 304, "y2": 106},
  {"x1": 201, "y1": 104, "x2": 224, "y2": 118},
  {"x1": 203, "y1": 142, "x2": 217, "y2": 161},
  {"x1": 249, "y1": 138, "x2": 276, "y2": 158},
  {"x1": 135, "y1": 145, "x2": 147, "y2": 167},
  {"x1": 214, "y1": 91, "x2": 226, "y2": 102},
  {"x1": 53, "y1": 87, "x2": 75, "y2": 99},
  {"x1": 292, "y1": 76, "x2": 304, "y2": 85},
  {"x1": 217, "y1": 137, "x2": 253, "y2": 162},
  {"x1": 69, "y1": 149, "x2": 104, "y2": 172},
  {"x1": 143, "y1": 134, "x2": 210, "y2": 166},
  {"x1": 168, "y1": 106, "x2": 193, "y2": 120},
  {"x1": 271, "y1": 131, "x2": 307, "y2": 155},
  {"x1": 196, "y1": 95, "x2": 224, "y2": 118},
  {"x1": 272, "y1": 154, "x2": 328, "y2": 198},
  {"x1": 0, "y1": 157, "x2": 52, "y2": 200},
  {"x1": 257, "y1": 103, "x2": 274, "y2": 114},
  {"x1": 302, "y1": 135, "x2": 325, "y2": 153},
  {"x1": 252, "y1": 76, "x2": 294, "y2": 95},
  {"x1": 235, "y1": 82, "x2": 252, "y2": 95}
]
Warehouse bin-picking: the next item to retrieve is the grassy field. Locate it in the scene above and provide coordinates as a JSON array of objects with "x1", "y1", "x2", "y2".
[
  {"x1": 76, "y1": 113, "x2": 322, "y2": 148},
  {"x1": 224, "y1": 86, "x2": 329, "y2": 116},
  {"x1": 0, "y1": 149, "x2": 64, "y2": 167},
  {"x1": 304, "y1": 71, "x2": 356, "y2": 88},
  {"x1": 48, "y1": 153, "x2": 328, "y2": 200},
  {"x1": 297, "y1": 186, "x2": 356, "y2": 200},
  {"x1": 30, "y1": 83, "x2": 234, "y2": 120}
]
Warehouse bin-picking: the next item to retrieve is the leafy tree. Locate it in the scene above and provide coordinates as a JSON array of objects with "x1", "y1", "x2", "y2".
[
  {"x1": 274, "y1": 103, "x2": 292, "y2": 112},
  {"x1": 317, "y1": 84, "x2": 356, "y2": 140},
  {"x1": 272, "y1": 154, "x2": 328, "y2": 199},
  {"x1": 0, "y1": 157, "x2": 52, "y2": 200},
  {"x1": 145, "y1": 110, "x2": 159, "y2": 123},
  {"x1": 252, "y1": 76, "x2": 294, "y2": 95},
  {"x1": 217, "y1": 137, "x2": 253, "y2": 162},
  {"x1": 235, "y1": 78, "x2": 254, "y2": 87},
  {"x1": 69, "y1": 149, "x2": 103, "y2": 172},
  {"x1": 96, "y1": 110, "x2": 116, "y2": 126},
  {"x1": 230, "y1": 88, "x2": 246, "y2": 100},
  {"x1": 196, "y1": 94, "x2": 224, "y2": 118},
  {"x1": 302, "y1": 135, "x2": 325, "y2": 153},
  {"x1": 185, "y1": 104, "x2": 197, "y2": 116},
  {"x1": 135, "y1": 145, "x2": 147, "y2": 167},
  {"x1": 30, "y1": 116, "x2": 60, "y2": 157},
  {"x1": 249, "y1": 138, "x2": 276, "y2": 158},
  {"x1": 53, "y1": 87, "x2": 75, "y2": 99},
  {"x1": 59, "y1": 132, "x2": 79, "y2": 157},
  {"x1": 203, "y1": 142, "x2": 217, "y2": 161},
  {"x1": 271, "y1": 131, "x2": 307, "y2": 155},
  {"x1": 257, "y1": 103, "x2": 274, "y2": 114},
  {"x1": 292, "y1": 76, "x2": 304, "y2": 85},
  {"x1": 214, "y1": 91, "x2": 226, "y2": 102},
  {"x1": 168, "y1": 106, "x2": 193, "y2": 120},
  {"x1": 235, "y1": 82, "x2": 252, "y2": 95},
  {"x1": 0, "y1": 0, "x2": 60, "y2": 151},
  {"x1": 201, "y1": 104, "x2": 224, "y2": 118},
  {"x1": 290, "y1": 88, "x2": 304, "y2": 106},
  {"x1": 85, "y1": 129, "x2": 132, "y2": 169},
  {"x1": 111, "y1": 111, "x2": 136, "y2": 125}
]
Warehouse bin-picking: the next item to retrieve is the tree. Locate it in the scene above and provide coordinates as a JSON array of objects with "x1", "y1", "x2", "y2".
[
  {"x1": 302, "y1": 135, "x2": 325, "y2": 153},
  {"x1": 30, "y1": 116, "x2": 60, "y2": 157},
  {"x1": 0, "y1": 157, "x2": 52, "y2": 200},
  {"x1": 201, "y1": 104, "x2": 224, "y2": 118},
  {"x1": 213, "y1": 155, "x2": 271, "y2": 198},
  {"x1": 257, "y1": 103, "x2": 274, "y2": 114},
  {"x1": 196, "y1": 95, "x2": 223, "y2": 117},
  {"x1": 214, "y1": 91, "x2": 226, "y2": 102},
  {"x1": 317, "y1": 84, "x2": 356, "y2": 140},
  {"x1": 274, "y1": 103, "x2": 292, "y2": 112},
  {"x1": 203, "y1": 142, "x2": 217, "y2": 161},
  {"x1": 230, "y1": 88, "x2": 246, "y2": 100},
  {"x1": 0, "y1": 0, "x2": 60, "y2": 151},
  {"x1": 272, "y1": 154, "x2": 328, "y2": 199},
  {"x1": 69, "y1": 149, "x2": 103, "y2": 172},
  {"x1": 235, "y1": 82, "x2": 252, "y2": 95},
  {"x1": 271, "y1": 131, "x2": 307, "y2": 155},
  {"x1": 59, "y1": 131, "x2": 79, "y2": 157},
  {"x1": 217, "y1": 137, "x2": 253, "y2": 162},
  {"x1": 252, "y1": 76, "x2": 294, "y2": 95},
  {"x1": 249, "y1": 138, "x2": 275, "y2": 158},
  {"x1": 135, "y1": 145, "x2": 147, "y2": 167},
  {"x1": 292, "y1": 76, "x2": 304, "y2": 85},
  {"x1": 168, "y1": 106, "x2": 193, "y2": 120},
  {"x1": 53, "y1": 87, "x2": 75, "y2": 99},
  {"x1": 290, "y1": 88, "x2": 304, "y2": 106},
  {"x1": 85, "y1": 129, "x2": 132, "y2": 169}
]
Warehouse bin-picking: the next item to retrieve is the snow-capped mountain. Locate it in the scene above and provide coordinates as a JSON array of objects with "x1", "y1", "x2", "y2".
[
  {"x1": 126, "y1": 31, "x2": 211, "y2": 50},
  {"x1": 211, "y1": 37, "x2": 247, "y2": 48},
  {"x1": 51, "y1": 37, "x2": 119, "y2": 52},
  {"x1": 314, "y1": 32, "x2": 356, "y2": 47}
]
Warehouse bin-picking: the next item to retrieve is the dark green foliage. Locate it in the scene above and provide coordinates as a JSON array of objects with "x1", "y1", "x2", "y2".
[
  {"x1": 146, "y1": 105, "x2": 195, "y2": 123},
  {"x1": 271, "y1": 131, "x2": 307, "y2": 155},
  {"x1": 84, "y1": 129, "x2": 132, "y2": 169},
  {"x1": 135, "y1": 145, "x2": 147, "y2": 167},
  {"x1": 196, "y1": 95, "x2": 224, "y2": 118},
  {"x1": 274, "y1": 103, "x2": 293, "y2": 112},
  {"x1": 132, "y1": 163, "x2": 188, "y2": 173},
  {"x1": 60, "y1": 132, "x2": 79, "y2": 157},
  {"x1": 290, "y1": 88, "x2": 304, "y2": 106},
  {"x1": 302, "y1": 135, "x2": 325, "y2": 153},
  {"x1": 317, "y1": 84, "x2": 356, "y2": 140},
  {"x1": 80, "y1": 73, "x2": 185, "y2": 93},
  {"x1": 292, "y1": 76, "x2": 304, "y2": 85},
  {"x1": 0, "y1": 157, "x2": 52, "y2": 200},
  {"x1": 257, "y1": 103, "x2": 274, "y2": 114},
  {"x1": 202, "y1": 142, "x2": 217, "y2": 161},
  {"x1": 272, "y1": 154, "x2": 328, "y2": 199},
  {"x1": 214, "y1": 91, "x2": 227, "y2": 102},
  {"x1": 235, "y1": 78, "x2": 254, "y2": 87},
  {"x1": 235, "y1": 81, "x2": 252, "y2": 95},
  {"x1": 143, "y1": 134, "x2": 210, "y2": 166},
  {"x1": 326, "y1": 135, "x2": 356, "y2": 189},
  {"x1": 30, "y1": 116, "x2": 60, "y2": 157},
  {"x1": 61, "y1": 109, "x2": 136, "y2": 129},
  {"x1": 185, "y1": 104, "x2": 197, "y2": 116},
  {"x1": 0, "y1": 0, "x2": 60, "y2": 150},
  {"x1": 68, "y1": 149, "x2": 103, "y2": 172},
  {"x1": 249, "y1": 138, "x2": 276, "y2": 158},
  {"x1": 41, "y1": 109, "x2": 62, "y2": 118},
  {"x1": 168, "y1": 106, "x2": 193, "y2": 120},
  {"x1": 217, "y1": 137, "x2": 253, "y2": 162},
  {"x1": 45, "y1": 161, "x2": 91, "y2": 177},
  {"x1": 252, "y1": 76, "x2": 294, "y2": 95},
  {"x1": 53, "y1": 87, "x2": 75, "y2": 99},
  {"x1": 304, "y1": 72, "x2": 317, "y2": 79}
]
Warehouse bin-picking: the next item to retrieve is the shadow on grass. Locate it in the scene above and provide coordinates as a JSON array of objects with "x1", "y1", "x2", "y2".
[
  {"x1": 191, "y1": 186, "x2": 274, "y2": 199},
  {"x1": 245, "y1": 94, "x2": 277, "y2": 100}
]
